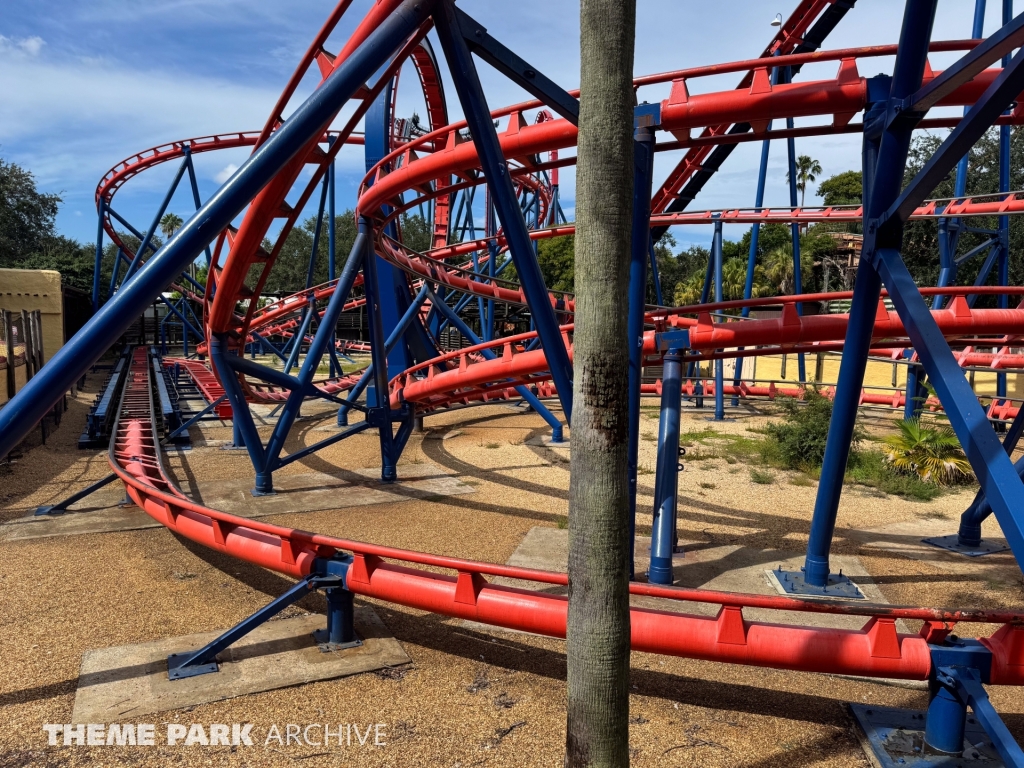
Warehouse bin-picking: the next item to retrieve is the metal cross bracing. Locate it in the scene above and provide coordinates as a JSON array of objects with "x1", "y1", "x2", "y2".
[{"x1": 9, "y1": 0, "x2": 1024, "y2": 759}]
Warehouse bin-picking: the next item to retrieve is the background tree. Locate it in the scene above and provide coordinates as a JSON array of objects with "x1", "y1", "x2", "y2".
[
  {"x1": 159, "y1": 212, "x2": 183, "y2": 241},
  {"x1": 0, "y1": 157, "x2": 62, "y2": 267},
  {"x1": 566, "y1": 0, "x2": 635, "y2": 764},
  {"x1": 817, "y1": 170, "x2": 862, "y2": 206},
  {"x1": 787, "y1": 154, "x2": 823, "y2": 208}
]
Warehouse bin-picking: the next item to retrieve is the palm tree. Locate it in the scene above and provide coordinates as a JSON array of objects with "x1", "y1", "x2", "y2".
[
  {"x1": 762, "y1": 245, "x2": 811, "y2": 296},
  {"x1": 882, "y1": 419, "x2": 973, "y2": 485},
  {"x1": 160, "y1": 212, "x2": 183, "y2": 241},
  {"x1": 786, "y1": 155, "x2": 823, "y2": 208},
  {"x1": 566, "y1": 0, "x2": 636, "y2": 763},
  {"x1": 159, "y1": 213, "x2": 186, "y2": 277}
]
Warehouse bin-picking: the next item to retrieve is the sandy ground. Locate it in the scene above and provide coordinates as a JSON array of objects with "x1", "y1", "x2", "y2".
[{"x1": 2, "y1": 366, "x2": 1024, "y2": 767}]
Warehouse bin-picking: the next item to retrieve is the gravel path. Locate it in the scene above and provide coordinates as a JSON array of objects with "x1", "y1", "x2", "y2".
[{"x1": 1, "y1": 371, "x2": 1022, "y2": 767}]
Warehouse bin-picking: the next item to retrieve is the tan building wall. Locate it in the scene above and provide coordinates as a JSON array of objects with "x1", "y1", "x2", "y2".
[
  {"x1": 744, "y1": 353, "x2": 1024, "y2": 400},
  {"x1": 0, "y1": 268, "x2": 64, "y2": 364}
]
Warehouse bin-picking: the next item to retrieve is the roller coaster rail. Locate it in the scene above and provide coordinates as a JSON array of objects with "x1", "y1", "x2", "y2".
[{"x1": 7, "y1": 0, "x2": 1024, "y2": 762}]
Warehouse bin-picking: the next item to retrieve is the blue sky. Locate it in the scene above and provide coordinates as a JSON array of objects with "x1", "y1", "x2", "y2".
[{"x1": 0, "y1": 1, "x2": 1010, "y2": 253}]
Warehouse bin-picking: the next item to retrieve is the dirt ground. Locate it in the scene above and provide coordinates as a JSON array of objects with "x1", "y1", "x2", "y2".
[{"x1": 2, "y1": 365, "x2": 1024, "y2": 767}]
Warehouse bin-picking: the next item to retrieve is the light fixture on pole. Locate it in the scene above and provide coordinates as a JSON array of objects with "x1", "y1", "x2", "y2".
[{"x1": 771, "y1": 13, "x2": 782, "y2": 27}]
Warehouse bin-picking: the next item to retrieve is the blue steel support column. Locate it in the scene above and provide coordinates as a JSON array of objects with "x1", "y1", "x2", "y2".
[
  {"x1": 92, "y1": 198, "x2": 105, "y2": 312},
  {"x1": 647, "y1": 242, "x2": 663, "y2": 306},
  {"x1": 433, "y1": 0, "x2": 574, "y2": 422},
  {"x1": 0, "y1": 0, "x2": 434, "y2": 461},
  {"x1": 997, "y1": 0, "x2": 1012, "y2": 401},
  {"x1": 783, "y1": 71, "x2": 806, "y2": 384},
  {"x1": 257, "y1": 234, "x2": 368, "y2": 492},
  {"x1": 485, "y1": 239, "x2": 497, "y2": 342},
  {"x1": 649, "y1": 346, "x2": 683, "y2": 584},
  {"x1": 955, "y1": 404, "x2": 1024, "y2": 546},
  {"x1": 627, "y1": 117, "x2": 656, "y2": 579},
  {"x1": 337, "y1": 283, "x2": 430, "y2": 426},
  {"x1": 305, "y1": 170, "x2": 331, "y2": 290},
  {"x1": 934, "y1": 0, "x2": 987, "y2": 310},
  {"x1": 211, "y1": 336, "x2": 265, "y2": 467},
  {"x1": 799, "y1": 1, "x2": 939, "y2": 591},
  {"x1": 736, "y1": 66, "x2": 781, "y2": 404},
  {"x1": 713, "y1": 218, "x2": 724, "y2": 421},
  {"x1": 328, "y1": 142, "x2": 337, "y2": 283},
  {"x1": 876, "y1": 245, "x2": 1024, "y2": 566},
  {"x1": 328, "y1": 139, "x2": 339, "y2": 376},
  {"x1": 183, "y1": 145, "x2": 214, "y2": 269},
  {"x1": 903, "y1": 360, "x2": 921, "y2": 420},
  {"x1": 360, "y1": 219, "x2": 398, "y2": 482},
  {"x1": 924, "y1": 676, "x2": 968, "y2": 755},
  {"x1": 122, "y1": 156, "x2": 189, "y2": 283},
  {"x1": 283, "y1": 299, "x2": 316, "y2": 376}
]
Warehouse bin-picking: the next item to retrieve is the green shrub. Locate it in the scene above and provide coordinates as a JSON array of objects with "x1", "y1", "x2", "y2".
[
  {"x1": 846, "y1": 451, "x2": 942, "y2": 502},
  {"x1": 750, "y1": 468, "x2": 775, "y2": 485},
  {"x1": 762, "y1": 388, "x2": 862, "y2": 470},
  {"x1": 882, "y1": 418, "x2": 973, "y2": 485}
]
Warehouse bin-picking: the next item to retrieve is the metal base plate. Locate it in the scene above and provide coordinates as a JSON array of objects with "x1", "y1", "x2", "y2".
[
  {"x1": 34, "y1": 506, "x2": 61, "y2": 516},
  {"x1": 922, "y1": 535, "x2": 1010, "y2": 557},
  {"x1": 850, "y1": 704, "x2": 1002, "y2": 767},
  {"x1": 166, "y1": 653, "x2": 219, "y2": 680},
  {"x1": 772, "y1": 568, "x2": 865, "y2": 598},
  {"x1": 312, "y1": 630, "x2": 362, "y2": 654}
]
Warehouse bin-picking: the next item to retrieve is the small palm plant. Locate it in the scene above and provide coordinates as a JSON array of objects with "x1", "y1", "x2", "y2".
[{"x1": 882, "y1": 418, "x2": 973, "y2": 485}]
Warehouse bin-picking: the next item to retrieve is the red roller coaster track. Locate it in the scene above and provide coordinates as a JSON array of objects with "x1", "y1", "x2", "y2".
[{"x1": 99, "y1": 0, "x2": 1024, "y2": 686}]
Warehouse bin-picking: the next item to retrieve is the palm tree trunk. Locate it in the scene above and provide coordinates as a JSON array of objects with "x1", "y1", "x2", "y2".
[{"x1": 566, "y1": 1, "x2": 635, "y2": 766}]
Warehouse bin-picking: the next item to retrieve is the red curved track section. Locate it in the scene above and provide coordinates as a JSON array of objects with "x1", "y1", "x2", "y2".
[
  {"x1": 101, "y1": 1, "x2": 1024, "y2": 684},
  {"x1": 110, "y1": 346, "x2": 1024, "y2": 684}
]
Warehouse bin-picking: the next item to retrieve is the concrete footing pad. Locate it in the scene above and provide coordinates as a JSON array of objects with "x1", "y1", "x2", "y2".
[
  {"x1": 71, "y1": 606, "x2": 409, "y2": 722},
  {"x1": 849, "y1": 517, "x2": 1012, "y2": 575},
  {"x1": 1, "y1": 461, "x2": 473, "y2": 541}
]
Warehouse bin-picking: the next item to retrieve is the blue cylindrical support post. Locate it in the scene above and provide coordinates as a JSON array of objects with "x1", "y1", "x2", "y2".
[
  {"x1": 305, "y1": 171, "x2": 331, "y2": 291},
  {"x1": 123, "y1": 156, "x2": 190, "y2": 283},
  {"x1": 649, "y1": 347, "x2": 683, "y2": 584},
  {"x1": 485, "y1": 239, "x2": 497, "y2": 342},
  {"x1": 737, "y1": 70, "x2": 778, "y2": 403},
  {"x1": 904, "y1": 362, "x2": 920, "y2": 420},
  {"x1": 712, "y1": 219, "x2": 724, "y2": 421},
  {"x1": 997, "y1": 0, "x2": 1012, "y2": 401},
  {"x1": 283, "y1": 299, "x2": 316, "y2": 376},
  {"x1": 782, "y1": 74, "x2": 806, "y2": 384},
  {"x1": 92, "y1": 198, "x2": 106, "y2": 312},
  {"x1": 924, "y1": 678, "x2": 968, "y2": 755},
  {"x1": 325, "y1": 587, "x2": 356, "y2": 646},
  {"x1": 627, "y1": 122, "x2": 656, "y2": 577},
  {"x1": 328, "y1": 143, "x2": 337, "y2": 284},
  {"x1": 359, "y1": 219, "x2": 397, "y2": 482},
  {"x1": 801, "y1": 0, "x2": 938, "y2": 588}
]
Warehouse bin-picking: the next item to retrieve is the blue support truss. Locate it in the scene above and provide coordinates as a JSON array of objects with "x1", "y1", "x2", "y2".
[{"x1": 797, "y1": 0, "x2": 1024, "y2": 592}]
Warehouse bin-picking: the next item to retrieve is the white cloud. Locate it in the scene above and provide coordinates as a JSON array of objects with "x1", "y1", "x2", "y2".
[
  {"x1": 0, "y1": 34, "x2": 45, "y2": 56},
  {"x1": 214, "y1": 163, "x2": 239, "y2": 184}
]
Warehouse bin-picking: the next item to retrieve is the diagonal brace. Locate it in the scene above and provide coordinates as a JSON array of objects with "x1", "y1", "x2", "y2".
[
  {"x1": 453, "y1": 6, "x2": 579, "y2": 125},
  {"x1": 872, "y1": 246, "x2": 1024, "y2": 569},
  {"x1": 886, "y1": 44, "x2": 1024, "y2": 227},
  {"x1": 167, "y1": 574, "x2": 342, "y2": 679},
  {"x1": 902, "y1": 10, "x2": 1024, "y2": 114}
]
